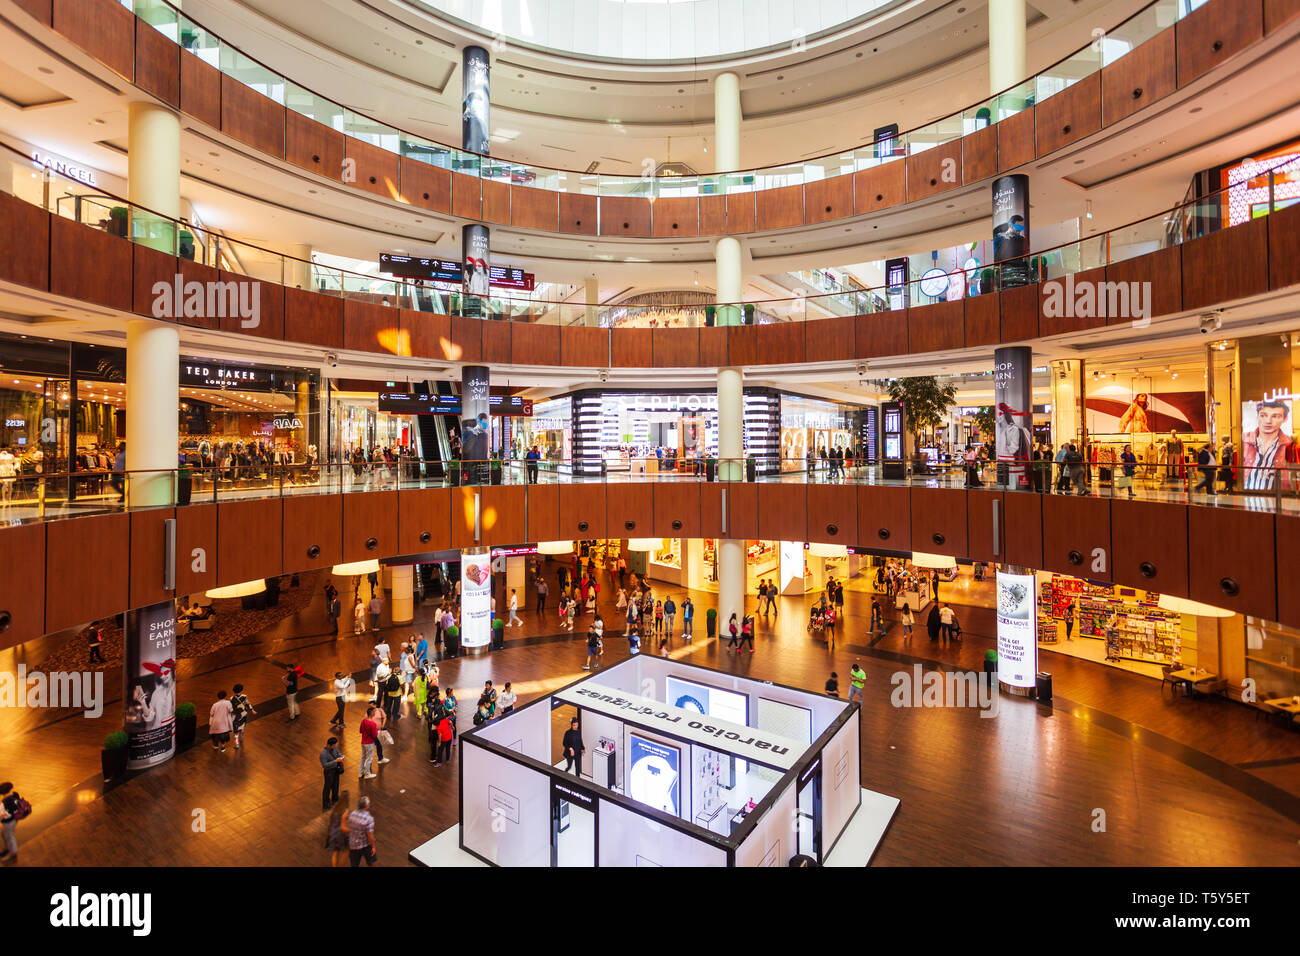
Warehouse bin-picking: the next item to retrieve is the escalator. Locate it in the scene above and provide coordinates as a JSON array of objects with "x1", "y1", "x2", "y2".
[{"x1": 412, "y1": 380, "x2": 458, "y2": 479}]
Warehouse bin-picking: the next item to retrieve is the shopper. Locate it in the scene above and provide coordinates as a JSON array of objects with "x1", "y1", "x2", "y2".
[
  {"x1": 900, "y1": 602, "x2": 914, "y2": 640},
  {"x1": 825, "y1": 672, "x2": 839, "y2": 697},
  {"x1": 939, "y1": 603, "x2": 956, "y2": 645},
  {"x1": 1118, "y1": 444, "x2": 1138, "y2": 499},
  {"x1": 414, "y1": 633, "x2": 429, "y2": 667},
  {"x1": 353, "y1": 598, "x2": 367, "y2": 635},
  {"x1": 757, "y1": 580, "x2": 769, "y2": 613},
  {"x1": 562, "y1": 717, "x2": 584, "y2": 776},
  {"x1": 332, "y1": 671, "x2": 352, "y2": 727},
  {"x1": 325, "y1": 806, "x2": 349, "y2": 865},
  {"x1": 1195, "y1": 444, "x2": 1218, "y2": 496},
  {"x1": 870, "y1": 598, "x2": 883, "y2": 634},
  {"x1": 209, "y1": 690, "x2": 234, "y2": 753},
  {"x1": 0, "y1": 782, "x2": 28, "y2": 863},
  {"x1": 739, "y1": 613, "x2": 755, "y2": 653},
  {"x1": 498, "y1": 682, "x2": 517, "y2": 715},
  {"x1": 87, "y1": 624, "x2": 105, "y2": 664},
  {"x1": 681, "y1": 596, "x2": 695, "y2": 640},
  {"x1": 359, "y1": 707, "x2": 380, "y2": 779},
  {"x1": 384, "y1": 667, "x2": 403, "y2": 722},
  {"x1": 283, "y1": 664, "x2": 302, "y2": 721},
  {"x1": 343, "y1": 795, "x2": 378, "y2": 867},
  {"x1": 230, "y1": 683, "x2": 255, "y2": 750},
  {"x1": 507, "y1": 589, "x2": 523, "y2": 627},
  {"x1": 434, "y1": 714, "x2": 454, "y2": 765},
  {"x1": 727, "y1": 613, "x2": 740, "y2": 651},
  {"x1": 320, "y1": 736, "x2": 344, "y2": 810},
  {"x1": 413, "y1": 668, "x2": 429, "y2": 719},
  {"x1": 926, "y1": 604, "x2": 941, "y2": 642},
  {"x1": 1219, "y1": 437, "x2": 1237, "y2": 493},
  {"x1": 368, "y1": 591, "x2": 383, "y2": 631},
  {"x1": 848, "y1": 663, "x2": 866, "y2": 703},
  {"x1": 663, "y1": 596, "x2": 676, "y2": 640}
]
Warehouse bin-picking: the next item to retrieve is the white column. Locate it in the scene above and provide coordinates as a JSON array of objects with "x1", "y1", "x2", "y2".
[
  {"x1": 288, "y1": 243, "x2": 313, "y2": 290},
  {"x1": 390, "y1": 564, "x2": 414, "y2": 624},
  {"x1": 584, "y1": 276, "x2": 600, "y2": 327},
  {"x1": 128, "y1": 101, "x2": 180, "y2": 253},
  {"x1": 988, "y1": 0, "x2": 1027, "y2": 97},
  {"x1": 714, "y1": 71, "x2": 741, "y2": 175},
  {"x1": 126, "y1": 320, "x2": 179, "y2": 506}
]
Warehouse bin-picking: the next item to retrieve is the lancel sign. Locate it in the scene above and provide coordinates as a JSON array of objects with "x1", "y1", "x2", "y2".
[{"x1": 31, "y1": 151, "x2": 98, "y2": 187}]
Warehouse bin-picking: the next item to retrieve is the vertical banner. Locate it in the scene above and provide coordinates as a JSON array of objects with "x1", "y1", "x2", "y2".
[
  {"x1": 122, "y1": 600, "x2": 178, "y2": 769},
  {"x1": 462, "y1": 45, "x2": 490, "y2": 155},
  {"x1": 994, "y1": 346, "x2": 1033, "y2": 490},
  {"x1": 462, "y1": 223, "x2": 491, "y2": 304},
  {"x1": 991, "y1": 174, "x2": 1030, "y2": 288},
  {"x1": 461, "y1": 365, "x2": 490, "y2": 483},
  {"x1": 1237, "y1": 335, "x2": 1298, "y2": 493},
  {"x1": 995, "y1": 569, "x2": 1037, "y2": 691},
  {"x1": 460, "y1": 549, "x2": 492, "y2": 650}
]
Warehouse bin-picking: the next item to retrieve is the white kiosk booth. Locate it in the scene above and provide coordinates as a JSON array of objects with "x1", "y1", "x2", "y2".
[{"x1": 410, "y1": 655, "x2": 899, "y2": 867}]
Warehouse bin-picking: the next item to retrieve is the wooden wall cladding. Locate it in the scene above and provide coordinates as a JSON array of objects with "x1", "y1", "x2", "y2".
[
  {"x1": 721, "y1": 325, "x2": 755, "y2": 366},
  {"x1": 174, "y1": 503, "x2": 216, "y2": 597},
  {"x1": 652, "y1": 482, "x2": 702, "y2": 539},
  {"x1": 1181, "y1": 217, "x2": 1269, "y2": 312},
  {"x1": 449, "y1": 315, "x2": 483, "y2": 363},
  {"x1": 600, "y1": 196, "x2": 653, "y2": 238},
  {"x1": 45, "y1": 514, "x2": 129, "y2": 633},
  {"x1": 221, "y1": 275, "x2": 284, "y2": 339},
  {"x1": 1109, "y1": 499, "x2": 1189, "y2": 599},
  {"x1": 803, "y1": 176, "x2": 853, "y2": 225},
  {"x1": 511, "y1": 185, "x2": 558, "y2": 232},
  {"x1": 1106, "y1": 246, "x2": 1181, "y2": 324},
  {"x1": 132, "y1": 243, "x2": 176, "y2": 317},
  {"x1": 755, "y1": 321, "x2": 805, "y2": 365},
  {"x1": 723, "y1": 481, "x2": 759, "y2": 541},
  {"x1": 50, "y1": 217, "x2": 131, "y2": 312},
  {"x1": 1276, "y1": 513, "x2": 1300, "y2": 625},
  {"x1": 398, "y1": 487, "x2": 451, "y2": 554},
  {"x1": 806, "y1": 484, "x2": 856, "y2": 546},
  {"x1": 966, "y1": 490, "x2": 1002, "y2": 563},
  {"x1": 700, "y1": 484, "x2": 724, "y2": 539},
  {"x1": 558, "y1": 192, "x2": 598, "y2": 235},
  {"x1": 910, "y1": 487, "x2": 967, "y2": 558},
  {"x1": 1101, "y1": 29, "x2": 1176, "y2": 126},
  {"x1": 216, "y1": 498, "x2": 282, "y2": 587},
  {"x1": 0, "y1": 523, "x2": 45, "y2": 651},
  {"x1": 284, "y1": 287, "x2": 343, "y2": 349},
  {"x1": 1034, "y1": 72, "x2": 1101, "y2": 155},
  {"x1": 451, "y1": 172, "x2": 481, "y2": 220},
  {"x1": 652, "y1": 196, "x2": 700, "y2": 237},
  {"x1": 220, "y1": 75, "x2": 285, "y2": 159},
  {"x1": 399, "y1": 159, "x2": 451, "y2": 214},
  {"x1": 482, "y1": 179, "x2": 511, "y2": 225},
  {"x1": 1001, "y1": 491, "x2": 1042, "y2": 568},
  {"x1": 804, "y1": 314, "x2": 857, "y2": 363},
  {"x1": 343, "y1": 491, "x2": 398, "y2": 563},
  {"x1": 558, "y1": 482, "x2": 607, "y2": 539},
  {"x1": 1176, "y1": 0, "x2": 1263, "y2": 88},
  {"x1": 1267, "y1": 200, "x2": 1300, "y2": 290},
  {"x1": 606, "y1": 483, "x2": 654, "y2": 539},
  {"x1": 1266, "y1": 0, "x2": 1300, "y2": 32},
  {"x1": 1039, "y1": 494, "x2": 1112, "y2": 581},
  {"x1": 480, "y1": 319, "x2": 512, "y2": 365},
  {"x1": 129, "y1": 508, "x2": 176, "y2": 609},
  {"x1": 612, "y1": 328, "x2": 653, "y2": 368},
  {"x1": 726, "y1": 192, "x2": 757, "y2": 234},
  {"x1": 512, "y1": 322, "x2": 561, "y2": 367},
  {"x1": 285, "y1": 111, "x2": 344, "y2": 178},
  {"x1": 282, "y1": 494, "x2": 343, "y2": 571},
  {"x1": 12, "y1": 0, "x2": 51, "y2": 25},
  {"x1": 651, "y1": 327, "x2": 699, "y2": 368},
  {"x1": 856, "y1": 311, "x2": 908, "y2": 358},
  {"x1": 0, "y1": 193, "x2": 50, "y2": 291},
  {"x1": 134, "y1": 18, "x2": 180, "y2": 107},
  {"x1": 699, "y1": 195, "x2": 727, "y2": 235},
  {"x1": 177, "y1": 258, "x2": 223, "y2": 330},
  {"x1": 854, "y1": 160, "x2": 906, "y2": 214},
  {"x1": 1187, "y1": 506, "x2": 1276, "y2": 620},
  {"x1": 905, "y1": 139, "x2": 962, "y2": 202},
  {"x1": 964, "y1": 293, "x2": 1000, "y2": 348},
  {"x1": 908, "y1": 300, "x2": 964, "y2": 353},
  {"x1": 1038, "y1": 266, "x2": 1106, "y2": 337},
  {"x1": 857, "y1": 484, "x2": 911, "y2": 552},
  {"x1": 698, "y1": 326, "x2": 729, "y2": 367},
  {"x1": 560, "y1": 326, "x2": 608, "y2": 367},
  {"x1": 477, "y1": 485, "x2": 527, "y2": 548},
  {"x1": 963, "y1": 125, "x2": 998, "y2": 183},
  {"x1": 346, "y1": 137, "x2": 401, "y2": 201},
  {"x1": 53, "y1": 0, "x2": 133, "y2": 81},
  {"x1": 179, "y1": 49, "x2": 222, "y2": 130},
  {"x1": 999, "y1": 283, "x2": 1040, "y2": 342},
  {"x1": 998, "y1": 107, "x2": 1035, "y2": 171},
  {"x1": 401, "y1": 310, "x2": 450, "y2": 360},
  {"x1": 524, "y1": 483, "x2": 560, "y2": 545}
]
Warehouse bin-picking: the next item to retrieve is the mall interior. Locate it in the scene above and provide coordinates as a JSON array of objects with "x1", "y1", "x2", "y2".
[{"x1": 1, "y1": 0, "x2": 1300, "y2": 869}]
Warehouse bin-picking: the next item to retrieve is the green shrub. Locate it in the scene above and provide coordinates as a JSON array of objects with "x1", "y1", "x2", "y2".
[
  {"x1": 175, "y1": 701, "x2": 196, "y2": 719},
  {"x1": 104, "y1": 730, "x2": 128, "y2": 750}
]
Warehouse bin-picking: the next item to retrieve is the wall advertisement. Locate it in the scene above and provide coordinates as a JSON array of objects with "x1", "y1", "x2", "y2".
[
  {"x1": 460, "y1": 550, "x2": 492, "y2": 649},
  {"x1": 996, "y1": 570, "x2": 1038, "y2": 689},
  {"x1": 123, "y1": 600, "x2": 178, "y2": 769}
]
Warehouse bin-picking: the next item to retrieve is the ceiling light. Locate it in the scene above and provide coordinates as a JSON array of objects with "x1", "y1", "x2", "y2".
[
  {"x1": 205, "y1": 579, "x2": 267, "y2": 600},
  {"x1": 910, "y1": 552, "x2": 956, "y2": 570},
  {"x1": 537, "y1": 540, "x2": 573, "y2": 555},
  {"x1": 625, "y1": 538, "x2": 662, "y2": 553},
  {"x1": 332, "y1": 559, "x2": 380, "y2": 577},
  {"x1": 1157, "y1": 594, "x2": 1232, "y2": 618}
]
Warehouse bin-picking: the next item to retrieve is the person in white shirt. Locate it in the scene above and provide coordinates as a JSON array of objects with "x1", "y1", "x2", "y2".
[
  {"x1": 353, "y1": 599, "x2": 367, "y2": 635},
  {"x1": 331, "y1": 671, "x2": 353, "y2": 728},
  {"x1": 208, "y1": 690, "x2": 234, "y2": 753},
  {"x1": 507, "y1": 589, "x2": 523, "y2": 627},
  {"x1": 374, "y1": 640, "x2": 390, "y2": 663},
  {"x1": 0, "y1": 447, "x2": 15, "y2": 505},
  {"x1": 498, "y1": 682, "x2": 517, "y2": 715},
  {"x1": 939, "y1": 603, "x2": 956, "y2": 646}
]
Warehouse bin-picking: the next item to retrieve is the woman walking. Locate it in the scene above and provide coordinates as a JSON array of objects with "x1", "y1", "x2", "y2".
[
  {"x1": 900, "y1": 602, "x2": 914, "y2": 641},
  {"x1": 727, "y1": 613, "x2": 740, "y2": 652}
]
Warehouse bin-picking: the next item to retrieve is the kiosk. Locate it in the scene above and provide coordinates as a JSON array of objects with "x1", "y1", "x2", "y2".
[{"x1": 410, "y1": 656, "x2": 899, "y2": 867}]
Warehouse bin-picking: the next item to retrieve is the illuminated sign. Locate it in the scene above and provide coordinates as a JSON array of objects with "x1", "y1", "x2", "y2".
[
  {"x1": 995, "y1": 570, "x2": 1038, "y2": 689},
  {"x1": 379, "y1": 253, "x2": 534, "y2": 290},
  {"x1": 32, "y1": 151, "x2": 98, "y2": 187}
]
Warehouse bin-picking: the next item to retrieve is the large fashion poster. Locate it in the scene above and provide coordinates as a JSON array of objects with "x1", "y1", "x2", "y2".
[
  {"x1": 123, "y1": 600, "x2": 178, "y2": 769},
  {"x1": 462, "y1": 46, "x2": 490, "y2": 155},
  {"x1": 993, "y1": 346, "x2": 1033, "y2": 489},
  {"x1": 461, "y1": 365, "x2": 490, "y2": 483},
  {"x1": 462, "y1": 224, "x2": 491, "y2": 298},
  {"x1": 1240, "y1": 392, "x2": 1297, "y2": 491},
  {"x1": 1085, "y1": 388, "x2": 1207, "y2": 435},
  {"x1": 460, "y1": 550, "x2": 492, "y2": 649},
  {"x1": 991, "y1": 174, "x2": 1030, "y2": 287},
  {"x1": 995, "y1": 571, "x2": 1037, "y2": 690}
]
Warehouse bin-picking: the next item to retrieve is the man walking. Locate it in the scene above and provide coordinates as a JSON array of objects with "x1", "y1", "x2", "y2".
[
  {"x1": 507, "y1": 588, "x2": 523, "y2": 627},
  {"x1": 87, "y1": 624, "x2": 105, "y2": 664},
  {"x1": 344, "y1": 795, "x2": 377, "y2": 866},
  {"x1": 562, "y1": 717, "x2": 584, "y2": 776},
  {"x1": 368, "y1": 591, "x2": 383, "y2": 631},
  {"x1": 283, "y1": 664, "x2": 302, "y2": 721},
  {"x1": 331, "y1": 671, "x2": 352, "y2": 728},
  {"x1": 939, "y1": 603, "x2": 956, "y2": 646},
  {"x1": 681, "y1": 596, "x2": 694, "y2": 641},
  {"x1": 359, "y1": 707, "x2": 380, "y2": 779},
  {"x1": 663, "y1": 596, "x2": 676, "y2": 642},
  {"x1": 536, "y1": 576, "x2": 548, "y2": 615},
  {"x1": 320, "y1": 736, "x2": 344, "y2": 810},
  {"x1": 848, "y1": 663, "x2": 866, "y2": 704}
]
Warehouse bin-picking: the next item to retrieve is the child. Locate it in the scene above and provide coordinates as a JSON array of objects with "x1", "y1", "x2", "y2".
[{"x1": 658, "y1": 637, "x2": 669, "y2": 657}]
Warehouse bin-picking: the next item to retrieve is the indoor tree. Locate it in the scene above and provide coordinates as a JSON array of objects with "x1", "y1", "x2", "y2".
[{"x1": 886, "y1": 376, "x2": 958, "y2": 455}]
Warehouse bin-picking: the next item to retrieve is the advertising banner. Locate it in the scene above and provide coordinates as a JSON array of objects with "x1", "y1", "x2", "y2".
[
  {"x1": 628, "y1": 734, "x2": 681, "y2": 815},
  {"x1": 461, "y1": 365, "x2": 490, "y2": 483},
  {"x1": 995, "y1": 570, "x2": 1038, "y2": 689},
  {"x1": 460, "y1": 549, "x2": 492, "y2": 649},
  {"x1": 993, "y1": 346, "x2": 1033, "y2": 489},
  {"x1": 462, "y1": 224, "x2": 491, "y2": 300},
  {"x1": 462, "y1": 46, "x2": 490, "y2": 155},
  {"x1": 1238, "y1": 336, "x2": 1299, "y2": 492},
  {"x1": 991, "y1": 174, "x2": 1030, "y2": 287},
  {"x1": 122, "y1": 600, "x2": 178, "y2": 769}
]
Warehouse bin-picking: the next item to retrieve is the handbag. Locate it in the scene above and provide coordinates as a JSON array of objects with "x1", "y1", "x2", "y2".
[{"x1": 380, "y1": 729, "x2": 394, "y2": 746}]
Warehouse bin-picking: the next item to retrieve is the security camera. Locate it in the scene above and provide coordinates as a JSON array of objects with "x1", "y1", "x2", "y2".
[
  {"x1": 325, "y1": 353, "x2": 339, "y2": 368},
  {"x1": 856, "y1": 363, "x2": 868, "y2": 375},
  {"x1": 598, "y1": 369, "x2": 609, "y2": 382},
  {"x1": 1199, "y1": 313, "x2": 1222, "y2": 334}
]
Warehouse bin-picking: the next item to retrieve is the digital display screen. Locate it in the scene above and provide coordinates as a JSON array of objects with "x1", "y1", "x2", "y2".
[
  {"x1": 377, "y1": 392, "x2": 533, "y2": 416},
  {"x1": 996, "y1": 570, "x2": 1037, "y2": 688},
  {"x1": 665, "y1": 676, "x2": 748, "y2": 727},
  {"x1": 628, "y1": 735, "x2": 680, "y2": 816},
  {"x1": 379, "y1": 254, "x2": 534, "y2": 290}
]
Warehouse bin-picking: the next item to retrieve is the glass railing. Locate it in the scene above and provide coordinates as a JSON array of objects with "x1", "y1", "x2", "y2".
[
  {"x1": 104, "y1": 0, "x2": 1200, "y2": 200},
  {"x1": 7, "y1": 135, "x2": 1297, "y2": 329},
  {"x1": 6, "y1": 458, "x2": 1299, "y2": 529}
]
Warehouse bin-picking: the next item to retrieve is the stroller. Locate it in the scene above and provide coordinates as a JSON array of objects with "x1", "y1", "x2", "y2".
[{"x1": 807, "y1": 604, "x2": 829, "y2": 632}]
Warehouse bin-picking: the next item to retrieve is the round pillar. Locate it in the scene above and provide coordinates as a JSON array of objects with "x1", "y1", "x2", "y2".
[
  {"x1": 287, "y1": 243, "x2": 312, "y2": 290},
  {"x1": 126, "y1": 319, "x2": 179, "y2": 507},
  {"x1": 988, "y1": 0, "x2": 1027, "y2": 96},
  {"x1": 128, "y1": 101, "x2": 180, "y2": 253},
  {"x1": 390, "y1": 565, "x2": 414, "y2": 624},
  {"x1": 714, "y1": 71, "x2": 741, "y2": 175}
]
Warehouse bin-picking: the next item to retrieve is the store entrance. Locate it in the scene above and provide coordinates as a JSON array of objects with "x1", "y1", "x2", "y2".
[
  {"x1": 796, "y1": 765, "x2": 822, "y2": 862},
  {"x1": 550, "y1": 782, "x2": 596, "y2": 867}
]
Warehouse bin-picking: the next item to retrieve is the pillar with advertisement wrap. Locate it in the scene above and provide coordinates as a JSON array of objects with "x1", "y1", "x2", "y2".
[
  {"x1": 461, "y1": 365, "x2": 490, "y2": 485},
  {"x1": 460, "y1": 548, "x2": 492, "y2": 653},
  {"x1": 994, "y1": 346, "x2": 1033, "y2": 490},
  {"x1": 991, "y1": 174, "x2": 1030, "y2": 289},
  {"x1": 995, "y1": 567, "x2": 1038, "y2": 696},
  {"x1": 123, "y1": 600, "x2": 178, "y2": 769},
  {"x1": 462, "y1": 223, "x2": 491, "y2": 317},
  {"x1": 461, "y1": 45, "x2": 491, "y2": 319}
]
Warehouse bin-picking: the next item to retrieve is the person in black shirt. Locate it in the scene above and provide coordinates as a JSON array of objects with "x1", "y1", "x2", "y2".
[
  {"x1": 562, "y1": 718, "x2": 584, "y2": 776},
  {"x1": 825, "y1": 672, "x2": 839, "y2": 697},
  {"x1": 87, "y1": 624, "x2": 104, "y2": 664}
]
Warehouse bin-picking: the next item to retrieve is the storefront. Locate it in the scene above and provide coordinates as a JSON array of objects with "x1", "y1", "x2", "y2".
[
  {"x1": 780, "y1": 395, "x2": 858, "y2": 472},
  {"x1": 512, "y1": 396, "x2": 572, "y2": 471}
]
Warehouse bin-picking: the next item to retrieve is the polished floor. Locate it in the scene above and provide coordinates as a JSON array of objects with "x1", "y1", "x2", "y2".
[{"x1": 3, "y1": 566, "x2": 1299, "y2": 866}]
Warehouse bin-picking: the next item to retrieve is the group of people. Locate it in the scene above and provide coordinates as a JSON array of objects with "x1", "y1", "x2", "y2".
[
  {"x1": 810, "y1": 446, "x2": 854, "y2": 480},
  {"x1": 207, "y1": 684, "x2": 257, "y2": 753}
]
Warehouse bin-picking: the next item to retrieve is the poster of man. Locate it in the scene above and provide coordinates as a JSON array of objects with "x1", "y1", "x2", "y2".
[{"x1": 1241, "y1": 396, "x2": 1298, "y2": 491}]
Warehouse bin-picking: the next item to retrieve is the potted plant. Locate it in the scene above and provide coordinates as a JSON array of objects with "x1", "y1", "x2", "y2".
[
  {"x1": 983, "y1": 649, "x2": 998, "y2": 680},
  {"x1": 445, "y1": 624, "x2": 460, "y2": 658},
  {"x1": 178, "y1": 229, "x2": 195, "y2": 261},
  {"x1": 743, "y1": 303, "x2": 756, "y2": 325},
  {"x1": 108, "y1": 206, "x2": 129, "y2": 238},
  {"x1": 706, "y1": 607, "x2": 718, "y2": 639},
  {"x1": 448, "y1": 460, "x2": 461, "y2": 487},
  {"x1": 102, "y1": 730, "x2": 128, "y2": 781},
  {"x1": 492, "y1": 617, "x2": 505, "y2": 650},
  {"x1": 489, "y1": 456, "x2": 503, "y2": 486},
  {"x1": 704, "y1": 304, "x2": 716, "y2": 327},
  {"x1": 175, "y1": 701, "x2": 197, "y2": 749}
]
